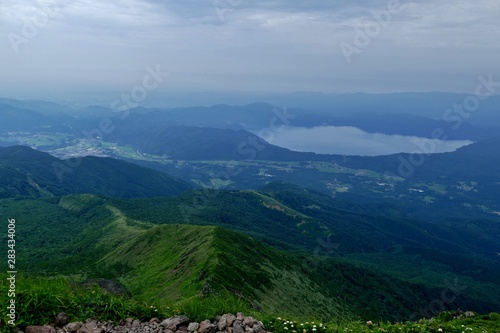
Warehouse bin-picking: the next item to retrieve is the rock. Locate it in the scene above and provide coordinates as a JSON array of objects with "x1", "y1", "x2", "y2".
[
  {"x1": 82, "y1": 279, "x2": 130, "y2": 297},
  {"x1": 161, "y1": 319, "x2": 174, "y2": 328},
  {"x1": 217, "y1": 316, "x2": 227, "y2": 331},
  {"x1": 224, "y1": 314, "x2": 236, "y2": 328},
  {"x1": 188, "y1": 322, "x2": 200, "y2": 332},
  {"x1": 76, "y1": 321, "x2": 103, "y2": 333},
  {"x1": 26, "y1": 326, "x2": 56, "y2": 333},
  {"x1": 176, "y1": 316, "x2": 191, "y2": 326},
  {"x1": 76, "y1": 324, "x2": 89, "y2": 333},
  {"x1": 199, "y1": 320, "x2": 217, "y2": 333},
  {"x1": 233, "y1": 321, "x2": 245, "y2": 333},
  {"x1": 178, "y1": 326, "x2": 189, "y2": 333},
  {"x1": 65, "y1": 322, "x2": 83, "y2": 333},
  {"x1": 75, "y1": 324, "x2": 92, "y2": 333},
  {"x1": 161, "y1": 316, "x2": 190, "y2": 331},
  {"x1": 55, "y1": 313, "x2": 69, "y2": 327},
  {"x1": 253, "y1": 324, "x2": 263, "y2": 333},
  {"x1": 24, "y1": 315, "x2": 269, "y2": 333},
  {"x1": 243, "y1": 317, "x2": 256, "y2": 328}
]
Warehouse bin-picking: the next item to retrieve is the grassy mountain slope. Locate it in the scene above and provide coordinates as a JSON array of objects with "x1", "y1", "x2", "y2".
[
  {"x1": 1, "y1": 194, "x2": 354, "y2": 319},
  {"x1": 0, "y1": 145, "x2": 192, "y2": 198},
  {"x1": 105, "y1": 185, "x2": 500, "y2": 312},
  {"x1": 0, "y1": 193, "x2": 498, "y2": 319},
  {"x1": 97, "y1": 219, "x2": 354, "y2": 320},
  {"x1": 0, "y1": 195, "x2": 350, "y2": 319},
  {"x1": 111, "y1": 184, "x2": 500, "y2": 259},
  {"x1": 4, "y1": 194, "x2": 494, "y2": 320}
]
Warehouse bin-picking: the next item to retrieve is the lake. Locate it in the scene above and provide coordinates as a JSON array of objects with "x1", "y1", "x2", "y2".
[{"x1": 259, "y1": 126, "x2": 474, "y2": 156}]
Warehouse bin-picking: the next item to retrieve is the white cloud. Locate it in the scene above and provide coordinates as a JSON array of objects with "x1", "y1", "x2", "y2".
[{"x1": 0, "y1": 0, "x2": 499, "y2": 98}]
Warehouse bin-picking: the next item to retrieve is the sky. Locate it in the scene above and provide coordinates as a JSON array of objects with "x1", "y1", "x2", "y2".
[{"x1": 1, "y1": 0, "x2": 499, "y2": 101}]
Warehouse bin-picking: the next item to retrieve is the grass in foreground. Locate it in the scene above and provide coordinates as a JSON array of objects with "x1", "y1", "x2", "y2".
[
  {"x1": 264, "y1": 313, "x2": 500, "y2": 333},
  {"x1": 0, "y1": 275, "x2": 165, "y2": 330},
  {"x1": 0, "y1": 274, "x2": 256, "y2": 331},
  {"x1": 1, "y1": 275, "x2": 499, "y2": 333}
]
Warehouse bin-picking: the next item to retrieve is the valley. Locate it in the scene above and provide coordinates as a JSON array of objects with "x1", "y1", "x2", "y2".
[
  {"x1": 3, "y1": 129, "x2": 498, "y2": 222},
  {"x1": 3, "y1": 0, "x2": 500, "y2": 330},
  {"x1": 2, "y1": 192, "x2": 499, "y2": 322},
  {"x1": 1, "y1": 98, "x2": 499, "y2": 331}
]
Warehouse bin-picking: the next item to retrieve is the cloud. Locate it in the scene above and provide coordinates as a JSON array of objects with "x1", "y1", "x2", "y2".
[{"x1": 0, "y1": 0, "x2": 499, "y2": 99}]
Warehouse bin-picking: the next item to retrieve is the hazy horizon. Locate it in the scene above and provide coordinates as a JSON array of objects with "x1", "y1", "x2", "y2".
[{"x1": 1, "y1": 1, "x2": 499, "y2": 100}]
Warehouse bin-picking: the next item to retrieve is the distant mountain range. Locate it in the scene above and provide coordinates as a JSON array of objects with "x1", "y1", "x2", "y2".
[
  {"x1": 107, "y1": 125, "x2": 321, "y2": 161},
  {"x1": 2, "y1": 94, "x2": 500, "y2": 224},
  {"x1": 3, "y1": 145, "x2": 499, "y2": 257},
  {"x1": 0, "y1": 145, "x2": 191, "y2": 198},
  {"x1": 342, "y1": 136, "x2": 500, "y2": 187},
  {"x1": 1, "y1": 95, "x2": 500, "y2": 321},
  {"x1": 1, "y1": 95, "x2": 499, "y2": 142},
  {"x1": 1, "y1": 145, "x2": 499, "y2": 320}
]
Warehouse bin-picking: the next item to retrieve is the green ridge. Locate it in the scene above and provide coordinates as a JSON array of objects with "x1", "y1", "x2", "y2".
[{"x1": 2, "y1": 191, "x2": 500, "y2": 321}]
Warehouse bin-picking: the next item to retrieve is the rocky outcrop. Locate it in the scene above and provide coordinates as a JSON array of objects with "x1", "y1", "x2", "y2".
[{"x1": 23, "y1": 313, "x2": 266, "y2": 333}]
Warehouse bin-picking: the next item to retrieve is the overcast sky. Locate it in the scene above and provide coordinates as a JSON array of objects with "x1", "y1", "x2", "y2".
[{"x1": 1, "y1": 0, "x2": 499, "y2": 100}]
